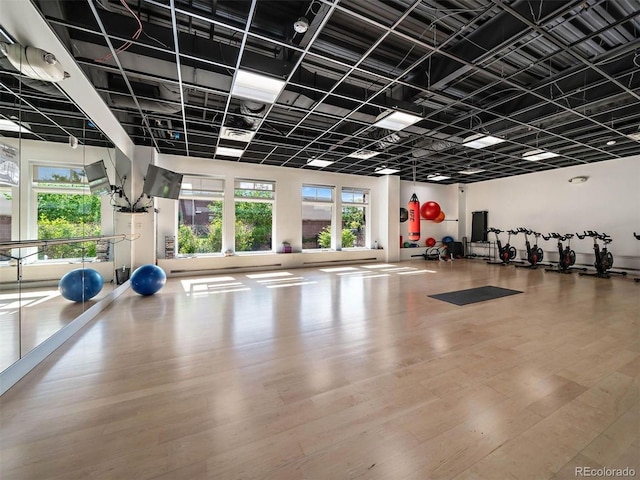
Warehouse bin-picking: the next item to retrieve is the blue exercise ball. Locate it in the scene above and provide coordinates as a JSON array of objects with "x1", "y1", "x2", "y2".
[
  {"x1": 59, "y1": 268, "x2": 104, "y2": 302},
  {"x1": 442, "y1": 236, "x2": 454, "y2": 243},
  {"x1": 130, "y1": 264, "x2": 166, "y2": 296}
]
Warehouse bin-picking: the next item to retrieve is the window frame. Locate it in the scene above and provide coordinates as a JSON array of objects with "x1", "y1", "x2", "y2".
[
  {"x1": 177, "y1": 175, "x2": 225, "y2": 257},
  {"x1": 302, "y1": 184, "x2": 335, "y2": 251},
  {"x1": 341, "y1": 187, "x2": 369, "y2": 250},
  {"x1": 233, "y1": 178, "x2": 275, "y2": 253}
]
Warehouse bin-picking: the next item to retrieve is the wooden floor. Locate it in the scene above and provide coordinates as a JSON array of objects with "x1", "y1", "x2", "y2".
[
  {"x1": 0, "y1": 283, "x2": 116, "y2": 371},
  {"x1": 1, "y1": 259, "x2": 638, "y2": 479}
]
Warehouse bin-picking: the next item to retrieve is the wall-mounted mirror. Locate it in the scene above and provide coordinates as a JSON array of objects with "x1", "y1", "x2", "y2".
[{"x1": 0, "y1": 28, "x2": 131, "y2": 373}]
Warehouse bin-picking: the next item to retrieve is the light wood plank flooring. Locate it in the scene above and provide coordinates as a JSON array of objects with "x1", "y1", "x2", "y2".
[{"x1": 1, "y1": 259, "x2": 638, "y2": 479}]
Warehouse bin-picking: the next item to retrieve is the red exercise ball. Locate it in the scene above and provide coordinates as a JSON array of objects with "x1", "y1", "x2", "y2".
[
  {"x1": 426, "y1": 237, "x2": 436, "y2": 247},
  {"x1": 433, "y1": 211, "x2": 446, "y2": 223},
  {"x1": 420, "y1": 201, "x2": 441, "y2": 220}
]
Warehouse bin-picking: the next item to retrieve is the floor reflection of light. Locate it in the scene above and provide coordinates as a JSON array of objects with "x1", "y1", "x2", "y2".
[
  {"x1": 397, "y1": 269, "x2": 437, "y2": 275},
  {"x1": 256, "y1": 276, "x2": 304, "y2": 284},
  {"x1": 319, "y1": 267, "x2": 359, "y2": 273},
  {"x1": 361, "y1": 263, "x2": 397, "y2": 269},
  {"x1": 266, "y1": 281, "x2": 317, "y2": 289},
  {"x1": 0, "y1": 290, "x2": 60, "y2": 309},
  {"x1": 336, "y1": 271, "x2": 369, "y2": 276},
  {"x1": 193, "y1": 287, "x2": 251, "y2": 296},
  {"x1": 245, "y1": 271, "x2": 293, "y2": 279},
  {"x1": 382, "y1": 266, "x2": 415, "y2": 272},
  {"x1": 180, "y1": 276, "x2": 237, "y2": 292}
]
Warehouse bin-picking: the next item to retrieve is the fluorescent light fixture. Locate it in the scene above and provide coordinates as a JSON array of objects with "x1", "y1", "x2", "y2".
[
  {"x1": 348, "y1": 150, "x2": 380, "y2": 159},
  {"x1": 522, "y1": 149, "x2": 560, "y2": 161},
  {"x1": 627, "y1": 132, "x2": 640, "y2": 141},
  {"x1": 306, "y1": 159, "x2": 333, "y2": 167},
  {"x1": 0, "y1": 118, "x2": 33, "y2": 134},
  {"x1": 216, "y1": 146, "x2": 244, "y2": 158},
  {"x1": 462, "y1": 133, "x2": 505, "y2": 149},
  {"x1": 230, "y1": 69, "x2": 285, "y2": 104},
  {"x1": 458, "y1": 168, "x2": 486, "y2": 175},
  {"x1": 182, "y1": 183, "x2": 193, "y2": 190},
  {"x1": 427, "y1": 174, "x2": 451, "y2": 181},
  {"x1": 373, "y1": 110, "x2": 422, "y2": 131},
  {"x1": 375, "y1": 167, "x2": 400, "y2": 175},
  {"x1": 605, "y1": 140, "x2": 616, "y2": 146},
  {"x1": 220, "y1": 127, "x2": 256, "y2": 142}
]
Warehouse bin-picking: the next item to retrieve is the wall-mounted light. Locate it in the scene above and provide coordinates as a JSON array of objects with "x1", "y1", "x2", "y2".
[{"x1": 568, "y1": 176, "x2": 589, "y2": 184}]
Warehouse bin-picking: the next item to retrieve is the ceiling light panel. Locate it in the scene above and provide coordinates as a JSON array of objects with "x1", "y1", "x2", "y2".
[
  {"x1": 0, "y1": 119, "x2": 33, "y2": 134},
  {"x1": 458, "y1": 169, "x2": 486, "y2": 175},
  {"x1": 307, "y1": 159, "x2": 333, "y2": 167},
  {"x1": 373, "y1": 111, "x2": 422, "y2": 131},
  {"x1": 375, "y1": 168, "x2": 400, "y2": 175},
  {"x1": 427, "y1": 174, "x2": 451, "y2": 181},
  {"x1": 522, "y1": 149, "x2": 560, "y2": 161},
  {"x1": 231, "y1": 70, "x2": 286, "y2": 104},
  {"x1": 627, "y1": 132, "x2": 640, "y2": 141},
  {"x1": 462, "y1": 134, "x2": 506, "y2": 149},
  {"x1": 216, "y1": 147, "x2": 244, "y2": 158}
]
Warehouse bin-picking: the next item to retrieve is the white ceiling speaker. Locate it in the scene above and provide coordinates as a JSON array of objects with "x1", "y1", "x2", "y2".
[
  {"x1": 568, "y1": 175, "x2": 588, "y2": 184},
  {"x1": 294, "y1": 17, "x2": 309, "y2": 33}
]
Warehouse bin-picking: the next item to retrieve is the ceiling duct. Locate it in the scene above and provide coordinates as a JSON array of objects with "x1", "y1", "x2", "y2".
[
  {"x1": 0, "y1": 53, "x2": 63, "y2": 97},
  {"x1": 0, "y1": 42, "x2": 69, "y2": 82},
  {"x1": 110, "y1": 82, "x2": 186, "y2": 114},
  {"x1": 369, "y1": 129, "x2": 404, "y2": 150},
  {"x1": 227, "y1": 100, "x2": 267, "y2": 130},
  {"x1": 411, "y1": 139, "x2": 461, "y2": 157}
]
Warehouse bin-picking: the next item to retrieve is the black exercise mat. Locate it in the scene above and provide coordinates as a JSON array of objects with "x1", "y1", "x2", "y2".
[{"x1": 429, "y1": 285, "x2": 523, "y2": 306}]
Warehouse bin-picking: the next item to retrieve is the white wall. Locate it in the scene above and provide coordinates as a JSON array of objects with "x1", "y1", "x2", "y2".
[
  {"x1": 148, "y1": 153, "x2": 393, "y2": 274},
  {"x1": 464, "y1": 155, "x2": 640, "y2": 269}
]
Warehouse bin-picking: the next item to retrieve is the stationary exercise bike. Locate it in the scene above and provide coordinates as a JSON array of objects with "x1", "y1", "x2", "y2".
[
  {"x1": 514, "y1": 228, "x2": 547, "y2": 269},
  {"x1": 543, "y1": 233, "x2": 587, "y2": 274},
  {"x1": 634, "y1": 233, "x2": 640, "y2": 283},
  {"x1": 486, "y1": 228, "x2": 519, "y2": 265},
  {"x1": 576, "y1": 231, "x2": 627, "y2": 279}
]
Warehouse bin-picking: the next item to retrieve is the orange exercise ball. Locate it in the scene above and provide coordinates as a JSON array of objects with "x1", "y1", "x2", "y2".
[
  {"x1": 426, "y1": 237, "x2": 436, "y2": 247},
  {"x1": 433, "y1": 211, "x2": 445, "y2": 223},
  {"x1": 420, "y1": 201, "x2": 441, "y2": 220}
]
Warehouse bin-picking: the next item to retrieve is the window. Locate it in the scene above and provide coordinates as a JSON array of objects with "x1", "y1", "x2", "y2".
[
  {"x1": 234, "y1": 179, "x2": 274, "y2": 252},
  {"x1": 178, "y1": 176, "x2": 224, "y2": 255},
  {"x1": 33, "y1": 164, "x2": 101, "y2": 260},
  {"x1": 341, "y1": 187, "x2": 368, "y2": 248},
  {"x1": 302, "y1": 185, "x2": 333, "y2": 249}
]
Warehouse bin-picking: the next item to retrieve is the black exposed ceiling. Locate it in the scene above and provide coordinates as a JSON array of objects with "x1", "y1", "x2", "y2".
[{"x1": 1, "y1": 0, "x2": 639, "y2": 183}]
